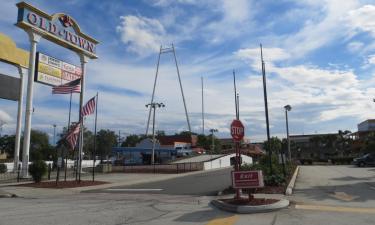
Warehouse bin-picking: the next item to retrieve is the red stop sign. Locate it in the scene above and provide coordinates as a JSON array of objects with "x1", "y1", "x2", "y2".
[{"x1": 231, "y1": 119, "x2": 244, "y2": 141}]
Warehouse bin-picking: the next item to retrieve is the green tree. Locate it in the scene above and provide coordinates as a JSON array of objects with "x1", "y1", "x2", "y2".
[
  {"x1": 29, "y1": 130, "x2": 55, "y2": 161},
  {"x1": 264, "y1": 137, "x2": 282, "y2": 155},
  {"x1": 361, "y1": 132, "x2": 375, "y2": 154},
  {"x1": 196, "y1": 134, "x2": 221, "y2": 154},
  {"x1": 121, "y1": 134, "x2": 142, "y2": 147},
  {"x1": 175, "y1": 131, "x2": 197, "y2": 137},
  {"x1": 156, "y1": 130, "x2": 165, "y2": 137},
  {"x1": 0, "y1": 135, "x2": 15, "y2": 158},
  {"x1": 96, "y1": 129, "x2": 117, "y2": 160}
]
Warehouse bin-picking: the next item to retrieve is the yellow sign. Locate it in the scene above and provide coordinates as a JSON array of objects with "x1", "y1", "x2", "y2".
[
  {"x1": 38, "y1": 62, "x2": 61, "y2": 78},
  {"x1": 0, "y1": 33, "x2": 29, "y2": 68}
]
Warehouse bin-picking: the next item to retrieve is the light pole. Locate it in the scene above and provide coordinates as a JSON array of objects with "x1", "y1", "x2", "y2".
[
  {"x1": 0, "y1": 120, "x2": 6, "y2": 138},
  {"x1": 146, "y1": 102, "x2": 165, "y2": 165},
  {"x1": 284, "y1": 105, "x2": 292, "y2": 161},
  {"x1": 209, "y1": 129, "x2": 218, "y2": 154},
  {"x1": 53, "y1": 124, "x2": 57, "y2": 146},
  {"x1": 260, "y1": 44, "x2": 272, "y2": 174}
]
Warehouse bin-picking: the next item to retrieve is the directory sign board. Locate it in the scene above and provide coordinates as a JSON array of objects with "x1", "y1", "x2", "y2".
[{"x1": 34, "y1": 52, "x2": 81, "y2": 86}]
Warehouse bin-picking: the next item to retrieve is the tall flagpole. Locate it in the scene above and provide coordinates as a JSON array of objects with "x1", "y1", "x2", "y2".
[
  {"x1": 201, "y1": 76, "x2": 204, "y2": 135},
  {"x1": 92, "y1": 92, "x2": 98, "y2": 181},
  {"x1": 78, "y1": 55, "x2": 88, "y2": 182},
  {"x1": 260, "y1": 44, "x2": 272, "y2": 174},
  {"x1": 64, "y1": 90, "x2": 73, "y2": 181}
]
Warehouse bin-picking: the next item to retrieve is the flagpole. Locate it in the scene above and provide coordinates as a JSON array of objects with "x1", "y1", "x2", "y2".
[
  {"x1": 64, "y1": 90, "x2": 73, "y2": 181},
  {"x1": 78, "y1": 55, "x2": 88, "y2": 182},
  {"x1": 92, "y1": 92, "x2": 98, "y2": 181}
]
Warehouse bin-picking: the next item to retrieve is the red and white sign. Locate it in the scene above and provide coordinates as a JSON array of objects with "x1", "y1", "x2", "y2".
[
  {"x1": 232, "y1": 171, "x2": 264, "y2": 188},
  {"x1": 230, "y1": 119, "x2": 245, "y2": 142}
]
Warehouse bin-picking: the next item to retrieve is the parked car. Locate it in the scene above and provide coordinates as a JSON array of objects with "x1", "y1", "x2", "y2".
[{"x1": 352, "y1": 154, "x2": 375, "y2": 167}]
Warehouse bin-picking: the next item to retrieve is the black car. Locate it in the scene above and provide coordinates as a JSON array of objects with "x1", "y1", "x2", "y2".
[{"x1": 353, "y1": 154, "x2": 375, "y2": 167}]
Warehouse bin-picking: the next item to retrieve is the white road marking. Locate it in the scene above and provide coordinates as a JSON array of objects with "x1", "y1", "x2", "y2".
[{"x1": 105, "y1": 188, "x2": 163, "y2": 192}]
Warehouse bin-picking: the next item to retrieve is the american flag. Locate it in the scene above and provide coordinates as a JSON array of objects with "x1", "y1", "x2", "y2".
[
  {"x1": 81, "y1": 96, "x2": 96, "y2": 117},
  {"x1": 65, "y1": 122, "x2": 81, "y2": 150},
  {"x1": 52, "y1": 78, "x2": 81, "y2": 94}
]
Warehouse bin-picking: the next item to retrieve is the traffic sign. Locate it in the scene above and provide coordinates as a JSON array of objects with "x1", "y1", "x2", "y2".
[
  {"x1": 232, "y1": 170, "x2": 264, "y2": 189},
  {"x1": 230, "y1": 119, "x2": 244, "y2": 141}
]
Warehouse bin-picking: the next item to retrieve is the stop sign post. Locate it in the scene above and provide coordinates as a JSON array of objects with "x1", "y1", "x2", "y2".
[
  {"x1": 231, "y1": 119, "x2": 244, "y2": 199},
  {"x1": 231, "y1": 119, "x2": 244, "y2": 142}
]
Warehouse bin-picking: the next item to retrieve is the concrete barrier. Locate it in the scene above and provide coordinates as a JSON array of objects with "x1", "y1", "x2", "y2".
[{"x1": 285, "y1": 166, "x2": 300, "y2": 195}]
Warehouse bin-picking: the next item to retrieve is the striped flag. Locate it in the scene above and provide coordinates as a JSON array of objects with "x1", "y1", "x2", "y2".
[
  {"x1": 52, "y1": 78, "x2": 81, "y2": 94},
  {"x1": 65, "y1": 122, "x2": 81, "y2": 150},
  {"x1": 81, "y1": 96, "x2": 96, "y2": 117}
]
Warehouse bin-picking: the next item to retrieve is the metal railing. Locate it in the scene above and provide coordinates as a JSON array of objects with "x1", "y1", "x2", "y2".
[{"x1": 112, "y1": 162, "x2": 204, "y2": 174}]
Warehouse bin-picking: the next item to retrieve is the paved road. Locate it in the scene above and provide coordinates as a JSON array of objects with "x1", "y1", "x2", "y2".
[
  {"x1": 292, "y1": 165, "x2": 375, "y2": 208},
  {"x1": 86, "y1": 168, "x2": 233, "y2": 196},
  {"x1": 1, "y1": 166, "x2": 375, "y2": 225}
]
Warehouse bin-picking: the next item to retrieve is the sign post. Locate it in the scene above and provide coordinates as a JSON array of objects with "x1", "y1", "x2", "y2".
[
  {"x1": 230, "y1": 119, "x2": 244, "y2": 199},
  {"x1": 15, "y1": 1, "x2": 99, "y2": 178}
]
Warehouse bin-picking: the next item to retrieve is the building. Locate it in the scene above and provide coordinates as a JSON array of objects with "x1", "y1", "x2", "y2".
[
  {"x1": 171, "y1": 153, "x2": 253, "y2": 170},
  {"x1": 358, "y1": 119, "x2": 375, "y2": 132},
  {"x1": 219, "y1": 138, "x2": 265, "y2": 160},
  {"x1": 112, "y1": 136, "x2": 195, "y2": 165},
  {"x1": 113, "y1": 139, "x2": 177, "y2": 165},
  {"x1": 158, "y1": 134, "x2": 200, "y2": 154}
]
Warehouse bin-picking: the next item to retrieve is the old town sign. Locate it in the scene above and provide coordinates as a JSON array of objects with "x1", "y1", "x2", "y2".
[{"x1": 16, "y1": 2, "x2": 99, "y2": 59}]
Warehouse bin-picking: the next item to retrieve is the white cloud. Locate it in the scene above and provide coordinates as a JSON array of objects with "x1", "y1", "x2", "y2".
[
  {"x1": 367, "y1": 54, "x2": 375, "y2": 65},
  {"x1": 116, "y1": 15, "x2": 167, "y2": 56},
  {"x1": 347, "y1": 5, "x2": 375, "y2": 37},
  {"x1": 0, "y1": 110, "x2": 12, "y2": 126},
  {"x1": 346, "y1": 41, "x2": 364, "y2": 53},
  {"x1": 236, "y1": 47, "x2": 291, "y2": 63},
  {"x1": 269, "y1": 0, "x2": 360, "y2": 57},
  {"x1": 236, "y1": 46, "x2": 372, "y2": 125}
]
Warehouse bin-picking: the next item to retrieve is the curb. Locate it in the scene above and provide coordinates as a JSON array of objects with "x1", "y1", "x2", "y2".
[
  {"x1": 0, "y1": 190, "x2": 17, "y2": 198},
  {"x1": 285, "y1": 166, "x2": 300, "y2": 195},
  {"x1": 211, "y1": 199, "x2": 289, "y2": 214}
]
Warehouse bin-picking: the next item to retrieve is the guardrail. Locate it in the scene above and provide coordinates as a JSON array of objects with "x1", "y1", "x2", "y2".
[{"x1": 112, "y1": 162, "x2": 204, "y2": 173}]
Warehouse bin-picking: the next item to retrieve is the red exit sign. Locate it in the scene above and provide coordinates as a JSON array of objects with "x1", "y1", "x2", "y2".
[{"x1": 232, "y1": 171, "x2": 264, "y2": 189}]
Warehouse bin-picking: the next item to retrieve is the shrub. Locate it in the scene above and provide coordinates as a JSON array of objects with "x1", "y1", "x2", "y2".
[
  {"x1": 264, "y1": 174, "x2": 286, "y2": 186},
  {"x1": 241, "y1": 154, "x2": 295, "y2": 187},
  {"x1": 0, "y1": 164, "x2": 6, "y2": 173},
  {"x1": 29, "y1": 160, "x2": 47, "y2": 183}
]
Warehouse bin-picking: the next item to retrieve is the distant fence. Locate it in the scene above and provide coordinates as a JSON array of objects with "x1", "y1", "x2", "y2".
[
  {"x1": 112, "y1": 162, "x2": 204, "y2": 174},
  {"x1": 0, "y1": 164, "x2": 95, "y2": 184}
]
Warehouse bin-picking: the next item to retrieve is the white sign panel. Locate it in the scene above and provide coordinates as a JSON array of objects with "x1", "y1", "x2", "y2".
[{"x1": 34, "y1": 52, "x2": 82, "y2": 86}]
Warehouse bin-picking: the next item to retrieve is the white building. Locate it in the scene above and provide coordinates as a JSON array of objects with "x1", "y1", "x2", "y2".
[{"x1": 171, "y1": 153, "x2": 252, "y2": 170}]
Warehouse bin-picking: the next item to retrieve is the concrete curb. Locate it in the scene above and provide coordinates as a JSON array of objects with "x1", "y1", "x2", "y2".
[
  {"x1": 211, "y1": 199, "x2": 289, "y2": 214},
  {"x1": 285, "y1": 166, "x2": 300, "y2": 195},
  {"x1": 0, "y1": 190, "x2": 17, "y2": 198}
]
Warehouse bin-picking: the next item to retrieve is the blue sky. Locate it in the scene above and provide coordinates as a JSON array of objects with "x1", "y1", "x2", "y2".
[{"x1": 1, "y1": 0, "x2": 375, "y2": 142}]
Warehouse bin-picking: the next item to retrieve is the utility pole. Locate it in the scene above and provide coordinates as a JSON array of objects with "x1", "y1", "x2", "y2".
[
  {"x1": 53, "y1": 124, "x2": 57, "y2": 146},
  {"x1": 146, "y1": 102, "x2": 165, "y2": 164},
  {"x1": 201, "y1": 76, "x2": 205, "y2": 135},
  {"x1": 260, "y1": 44, "x2": 273, "y2": 174},
  {"x1": 284, "y1": 105, "x2": 292, "y2": 161}
]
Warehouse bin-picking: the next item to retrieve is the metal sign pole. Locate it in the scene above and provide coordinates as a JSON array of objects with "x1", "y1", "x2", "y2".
[
  {"x1": 13, "y1": 67, "x2": 24, "y2": 172},
  {"x1": 21, "y1": 30, "x2": 41, "y2": 178},
  {"x1": 78, "y1": 54, "x2": 88, "y2": 182}
]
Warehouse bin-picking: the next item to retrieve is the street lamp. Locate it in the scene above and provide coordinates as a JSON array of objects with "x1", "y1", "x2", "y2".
[
  {"x1": 0, "y1": 120, "x2": 6, "y2": 138},
  {"x1": 53, "y1": 124, "x2": 57, "y2": 146},
  {"x1": 284, "y1": 105, "x2": 292, "y2": 161},
  {"x1": 146, "y1": 102, "x2": 165, "y2": 165},
  {"x1": 209, "y1": 129, "x2": 218, "y2": 154}
]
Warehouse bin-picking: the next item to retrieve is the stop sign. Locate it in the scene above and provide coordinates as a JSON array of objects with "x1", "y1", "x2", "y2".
[{"x1": 231, "y1": 119, "x2": 244, "y2": 142}]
